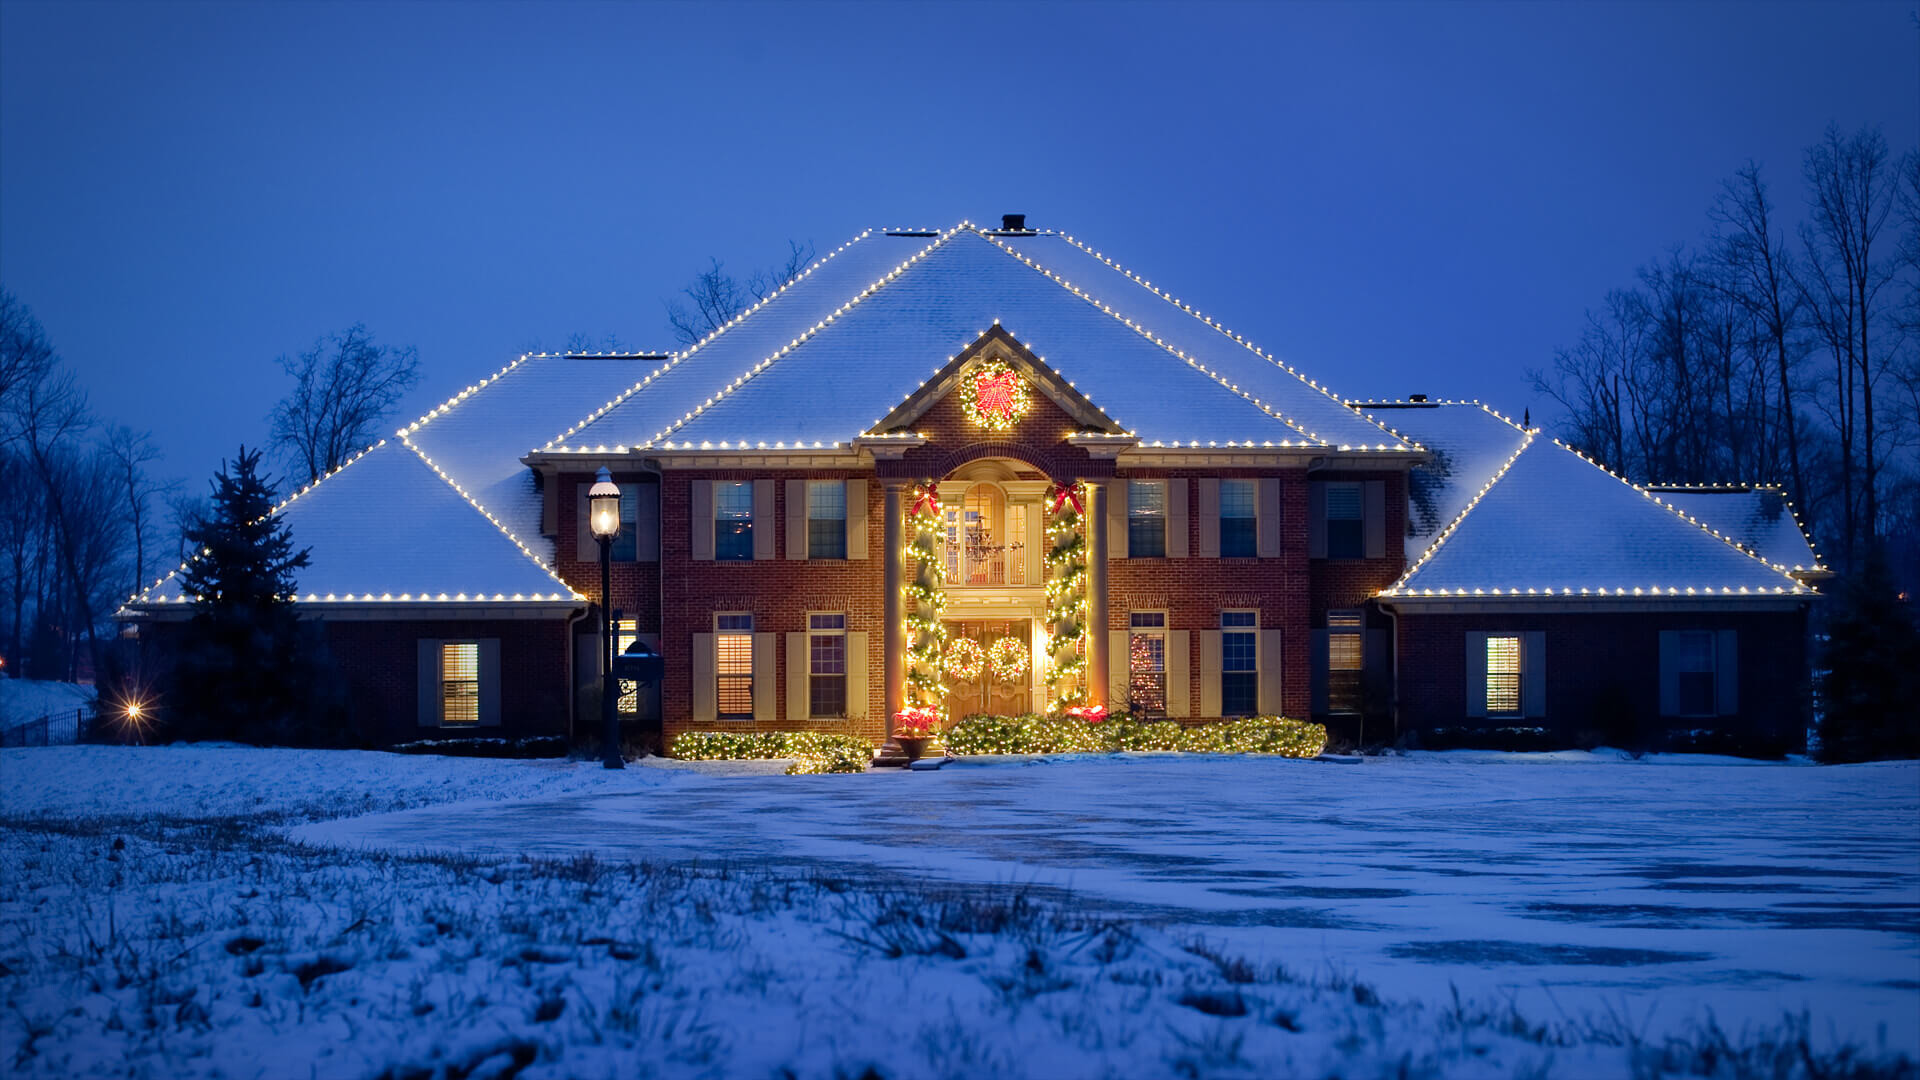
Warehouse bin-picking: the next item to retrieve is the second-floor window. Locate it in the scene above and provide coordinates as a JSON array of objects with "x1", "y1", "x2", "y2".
[
  {"x1": 715, "y1": 482, "x2": 754, "y2": 561},
  {"x1": 1128, "y1": 480, "x2": 1166, "y2": 558},
  {"x1": 1219, "y1": 480, "x2": 1256, "y2": 558},
  {"x1": 1325, "y1": 483, "x2": 1363, "y2": 559},
  {"x1": 807, "y1": 482, "x2": 847, "y2": 559}
]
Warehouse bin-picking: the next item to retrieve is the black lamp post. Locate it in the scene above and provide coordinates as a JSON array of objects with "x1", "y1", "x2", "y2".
[{"x1": 588, "y1": 467, "x2": 625, "y2": 769}]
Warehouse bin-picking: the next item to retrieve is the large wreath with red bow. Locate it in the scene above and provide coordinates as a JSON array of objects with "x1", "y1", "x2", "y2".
[{"x1": 961, "y1": 360, "x2": 1032, "y2": 431}]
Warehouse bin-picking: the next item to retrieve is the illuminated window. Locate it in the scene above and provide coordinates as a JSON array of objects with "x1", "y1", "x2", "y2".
[
  {"x1": 441, "y1": 642, "x2": 479, "y2": 725},
  {"x1": 1675, "y1": 631, "x2": 1716, "y2": 716},
  {"x1": 716, "y1": 613, "x2": 753, "y2": 718},
  {"x1": 715, "y1": 483, "x2": 754, "y2": 561},
  {"x1": 614, "y1": 619, "x2": 638, "y2": 714},
  {"x1": 807, "y1": 482, "x2": 846, "y2": 559},
  {"x1": 1220, "y1": 480, "x2": 1256, "y2": 558},
  {"x1": 1129, "y1": 611, "x2": 1167, "y2": 716},
  {"x1": 1485, "y1": 635, "x2": 1521, "y2": 716},
  {"x1": 1222, "y1": 611, "x2": 1258, "y2": 715},
  {"x1": 809, "y1": 613, "x2": 846, "y2": 718},
  {"x1": 1325, "y1": 483, "x2": 1363, "y2": 559},
  {"x1": 1128, "y1": 481, "x2": 1166, "y2": 558},
  {"x1": 1326, "y1": 611, "x2": 1363, "y2": 714}
]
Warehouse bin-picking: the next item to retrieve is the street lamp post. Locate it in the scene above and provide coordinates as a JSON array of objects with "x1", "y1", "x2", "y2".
[{"x1": 588, "y1": 467, "x2": 625, "y2": 770}]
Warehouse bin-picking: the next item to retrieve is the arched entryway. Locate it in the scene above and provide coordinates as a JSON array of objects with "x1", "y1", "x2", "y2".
[{"x1": 936, "y1": 458, "x2": 1053, "y2": 720}]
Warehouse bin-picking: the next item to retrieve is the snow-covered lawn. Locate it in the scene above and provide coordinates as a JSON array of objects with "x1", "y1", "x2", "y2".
[{"x1": 2, "y1": 745, "x2": 1915, "y2": 1078}]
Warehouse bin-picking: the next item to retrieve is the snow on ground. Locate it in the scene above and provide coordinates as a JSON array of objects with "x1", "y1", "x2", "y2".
[
  {"x1": 0, "y1": 678, "x2": 95, "y2": 729},
  {"x1": 3, "y1": 745, "x2": 1916, "y2": 1079}
]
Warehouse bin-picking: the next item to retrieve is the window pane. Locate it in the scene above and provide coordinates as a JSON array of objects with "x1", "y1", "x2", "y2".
[
  {"x1": 1326, "y1": 520, "x2": 1363, "y2": 559},
  {"x1": 810, "y1": 632, "x2": 845, "y2": 676},
  {"x1": 1128, "y1": 481, "x2": 1166, "y2": 558},
  {"x1": 1223, "y1": 630, "x2": 1257, "y2": 672},
  {"x1": 1130, "y1": 611, "x2": 1166, "y2": 629},
  {"x1": 1221, "y1": 610, "x2": 1257, "y2": 628},
  {"x1": 1221, "y1": 518, "x2": 1256, "y2": 558},
  {"x1": 716, "y1": 613, "x2": 753, "y2": 632},
  {"x1": 1486, "y1": 635, "x2": 1521, "y2": 715},
  {"x1": 809, "y1": 613, "x2": 845, "y2": 631},
  {"x1": 1325, "y1": 484, "x2": 1362, "y2": 520},
  {"x1": 807, "y1": 482, "x2": 847, "y2": 559},
  {"x1": 810, "y1": 674, "x2": 846, "y2": 718},
  {"x1": 717, "y1": 632, "x2": 753, "y2": 718},
  {"x1": 808, "y1": 518, "x2": 846, "y2": 560},
  {"x1": 1328, "y1": 632, "x2": 1363, "y2": 671},
  {"x1": 1677, "y1": 631, "x2": 1715, "y2": 672},
  {"x1": 441, "y1": 642, "x2": 479, "y2": 725},
  {"x1": 1222, "y1": 672, "x2": 1258, "y2": 715},
  {"x1": 1679, "y1": 672, "x2": 1716, "y2": 716},
  {"x1": 716, "y1": 482, "x2": 754, "y2": 561},
  {"x1": 1327, "y1": 611, "x2": 1363, "y2": 629},
  {"x1": 611, "y1": 490, "x2": 639, "y2": 560},
  {"x1": 1220, "y1": 480, "x2": 1255, "y2": 520}
]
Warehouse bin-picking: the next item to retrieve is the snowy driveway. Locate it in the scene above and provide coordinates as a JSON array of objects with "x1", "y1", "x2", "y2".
[{"x1": 295, "y1": 753, "x2": 1920, "y2": 1048}]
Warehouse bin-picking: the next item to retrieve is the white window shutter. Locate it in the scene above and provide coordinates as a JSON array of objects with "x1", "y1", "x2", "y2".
[
  {"x1": 1166, "y1": 479, "x2": 1189, "y2": 558},
  {"x1": 752, "y1": 480, "x2": 777, "y2": 561},
  {"x1": 786, "y1": 632, "x2": 809, "y2": 720},
  {"x1": 845, "y1": 631, "x2": 869, "y2": 718},
  {"x1": 1657, "y1": 631, "x2": 1680, "y2": 716},
  {"x1": 416, "y1": 639, "x2": 441, "y2": 726},
  {"x1": 1464, "y1": 631, "x2": 1488, "y2": 719},
  {"x1": 1107, "y1": 484, "x2": 1128, "y2": 559},
  {"x1": 785, "y1": 479, "x2": 807, "y2": 561},
  {"x1": 690, "y1": 481, "x2": 714, "y2": 561},
  {"x1": 1199, "y1": 629, "x2": 1223, "y2": 717},
  {"x1": 575, "y1": 483, "x2": 596, "y2": 563},
  {"x1": 1715, "y1": 630, "x2": 1739, "y2": 716},
  {"x1": 1257, "y1": 478, "x2": 1282, "y2": 558},
  {"x1": 1258, "y1": 629, "x2": 1285, "y2": 716},
  {"x1": 1166, "y1": 629, "x2": 1191, "y2": 717},
  {"x1": 753, "y1": 632, "x2": 776, "y2": 721},
  {"x1": 1363, "y1": 480, "x2": 1387, "y2": 559},
  {"x1": 1196, "y1": 479, "x2": 1220, "y2": 558},
  {"x1": 1307, "y1": 483, "x2": 1327, "y2": 559},
  {"x1": 1108, "y1": 630, "x2": 1130, "y2": 710},
  {"x1": 479, "y1": 639, "x2": 502, "y2": 727},
  {"x1": 1522, "y1": 631, "x2": 1547, "y2": 718},
  {"x1": 690, "y1": 633, "x2": 717, "y2": 724},
  {"x1": 845, "y1": 479, "x2": 868, "y2": 560}
]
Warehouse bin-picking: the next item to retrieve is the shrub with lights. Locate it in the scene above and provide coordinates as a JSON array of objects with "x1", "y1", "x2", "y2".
[
  {"x1": 1043, "y1": 482, "x2": 1089, "y2": 711},
  {"x1": 942, "y1": 713, "x2": 1326, "y2": 759},
  {"x1": 900, "y1": 482, "x2": 949, "y2": 729}
]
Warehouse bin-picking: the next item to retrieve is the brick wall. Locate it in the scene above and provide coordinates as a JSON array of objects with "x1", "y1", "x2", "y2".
[
  {"x1": 554, "y1": 470, "x2": 661, "y2": 631},
  {"x1": 1394, "y1": 607, "x2": 1811, "y2": 746}
]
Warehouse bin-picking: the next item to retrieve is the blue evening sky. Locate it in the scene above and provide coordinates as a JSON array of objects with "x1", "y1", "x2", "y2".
[{"x1": 2, "y1": 0, "x2": 1914, "y2": 491}]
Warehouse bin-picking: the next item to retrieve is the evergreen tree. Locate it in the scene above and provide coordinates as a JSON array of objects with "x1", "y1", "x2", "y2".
[
  {"x1": 1816, "y1": 548, "x2": 1920, "y2": 763},
  {"x1": 171, "y1": 447, "x2": 334, "y2": 744}
]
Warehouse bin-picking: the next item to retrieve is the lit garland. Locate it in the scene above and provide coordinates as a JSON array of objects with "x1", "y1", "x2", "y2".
[
  {"x1": 940, "y1": 713, "x2": 1327, "y2": 758},
  {"x1": 1043, "y1": 482, "x2": 1089, "y2": 710},
  {"x1": 961, "y1": 359, "x2": 1033, "y2": 431},
  {"x1": 987, "y1": 637, "x2": 1029, "y2": 681},
  {"x1": 946, "y1": 637, "x2": 985, "y2": 681},
  {"x1": 671, "y1": 730, "x2": 874, "y2": 774},
  {"x1": 901, "y1": 481, "x2": 949, "y2": 723}
]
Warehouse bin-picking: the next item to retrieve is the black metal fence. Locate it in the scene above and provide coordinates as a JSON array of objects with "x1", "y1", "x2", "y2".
[{"x1": 1, "y1": 708, "x2": 86, "y2": 747}]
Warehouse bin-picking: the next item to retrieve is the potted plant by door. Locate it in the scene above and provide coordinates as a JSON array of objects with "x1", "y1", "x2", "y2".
[{"x1": 893, "y1": 706, "x2": 942, "y2": 761}]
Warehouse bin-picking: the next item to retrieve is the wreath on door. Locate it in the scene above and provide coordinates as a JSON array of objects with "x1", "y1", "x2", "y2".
[
  {"x1": 987, "y1": 637, "x2": 1029, "y2": 682},
  {"x1": 946, "y1": 637, "x2": 986, "y2": 682}
]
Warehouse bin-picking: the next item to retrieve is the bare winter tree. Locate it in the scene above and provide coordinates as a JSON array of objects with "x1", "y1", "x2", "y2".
[
  {"x1": 102, "y1": 425, "x2": 178, "y2": 600},
  {"x1": 269, "y1": 324, "x2": 420, "y2": 485},
  {"x1": 664, "y1": 240, "x2": 816, "y2": 347},
  {"x1": 1795, "y1": 124, "x2": 1898, "y2": 564}
]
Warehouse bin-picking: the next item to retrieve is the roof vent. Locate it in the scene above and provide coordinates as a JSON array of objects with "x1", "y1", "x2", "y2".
[
  {"x1": 1001, "y1": 213, "x2": 1027, "y2": 232},
  {"x1": 1409, "y1": 394, "x2": 1428, "y2": 402}
]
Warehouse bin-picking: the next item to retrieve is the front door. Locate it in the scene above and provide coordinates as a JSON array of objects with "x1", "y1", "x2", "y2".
[{"x1": 944, "y1": 619, "x2": 1032, "y2": 720}]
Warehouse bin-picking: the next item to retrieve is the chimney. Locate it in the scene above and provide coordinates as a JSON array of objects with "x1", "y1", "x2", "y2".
[
  {"x1": 1409, "y1": 393, "x2": 1428, "y2": 403},
  {"x1": 1001, "y1": 213, "x2": 1027, "y2": 232}
]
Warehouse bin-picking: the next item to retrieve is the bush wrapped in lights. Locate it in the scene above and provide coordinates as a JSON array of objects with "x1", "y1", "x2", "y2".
[
  {"x1": 1043, "y1": 482, "x2": 1089, "y2": 711},
  {"x1": 942, "y1": 713, "x2": 1327, "y2": 759},
  {"x1": 670, "y1": 730, "x2": 874, "y2": 774}
]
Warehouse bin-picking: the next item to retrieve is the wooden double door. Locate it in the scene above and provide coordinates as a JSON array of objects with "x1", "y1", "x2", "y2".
[{"x1": 943, "y1": 618, "x2": 1033, "y2": 720}]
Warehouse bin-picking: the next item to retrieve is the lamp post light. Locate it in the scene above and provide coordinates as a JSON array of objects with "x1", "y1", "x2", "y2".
[{"x1": 588, "y1": 467, "x2": 625, "y2": 770}]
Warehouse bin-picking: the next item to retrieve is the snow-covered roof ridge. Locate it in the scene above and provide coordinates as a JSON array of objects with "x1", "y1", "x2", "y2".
[
  {"x1": 127, "y1": 439, "x2": 390, "y2": 607},
  {"x1": 1645, "y1": 484, "x2": 1828, "y2": 575},
  {"x1": 640, "y1": 224, "x2": 971, "y2": 450},
  {"x1": 1381, "y1": 437, "x2": 1815, "y2": 599},
  {"x1": 993, "y1": 230, "x2": 1412, "y2": 450},
  {"x1": 128, "y1": 441, "x2": 582, "y2": 609},
  {"x1": 1350, "y1": 401, "x2": 1533, "y2": 555},
  {"x1": 541, "y1": 224, "x2": 904, "y2": 453}
]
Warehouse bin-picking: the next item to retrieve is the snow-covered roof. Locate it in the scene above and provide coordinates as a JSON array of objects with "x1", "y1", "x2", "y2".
[
  {"x1": 1381, "y1": 438, "x2": 1813, "y2": 600},
  {"x1": 401, "y1": 352, "x2": 668, "y2": 557},
  {"x1": 1351, "y1": 401, "x2": 1531, "y2": 553},
  {"x1": 1646, "y1": 487, "x2": 1827, "y2": 575},
  {"x1": 552, "y1": 225, "x2": 1413, "y2": 453},
  {"x1": 133, "y1": 442, "x2": 580, "y2": 608}
]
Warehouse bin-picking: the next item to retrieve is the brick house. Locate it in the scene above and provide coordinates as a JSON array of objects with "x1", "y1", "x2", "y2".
[{"x1": 123, "y1": 219, "x2": 1821, "y2": 752}]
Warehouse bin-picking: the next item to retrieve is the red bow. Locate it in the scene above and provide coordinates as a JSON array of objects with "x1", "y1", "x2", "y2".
[
  {"x1": 1051, "y1": 484, "x2": 1083, "y2": 516},
  {"x1": 912, "y1": 487, "x2": 941, "y2": 518},
  {"x1": 975, "y1": 371, "x2": 1018, "y2": 418}
]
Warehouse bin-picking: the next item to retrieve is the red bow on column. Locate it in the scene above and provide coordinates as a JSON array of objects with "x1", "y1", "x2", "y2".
[
  {"x1": 912, "y1": 487, "x2": 941, "y2": 517},
  {"x1": 1050, "y1": 483, "x2": 1083, "y2": 516}
]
